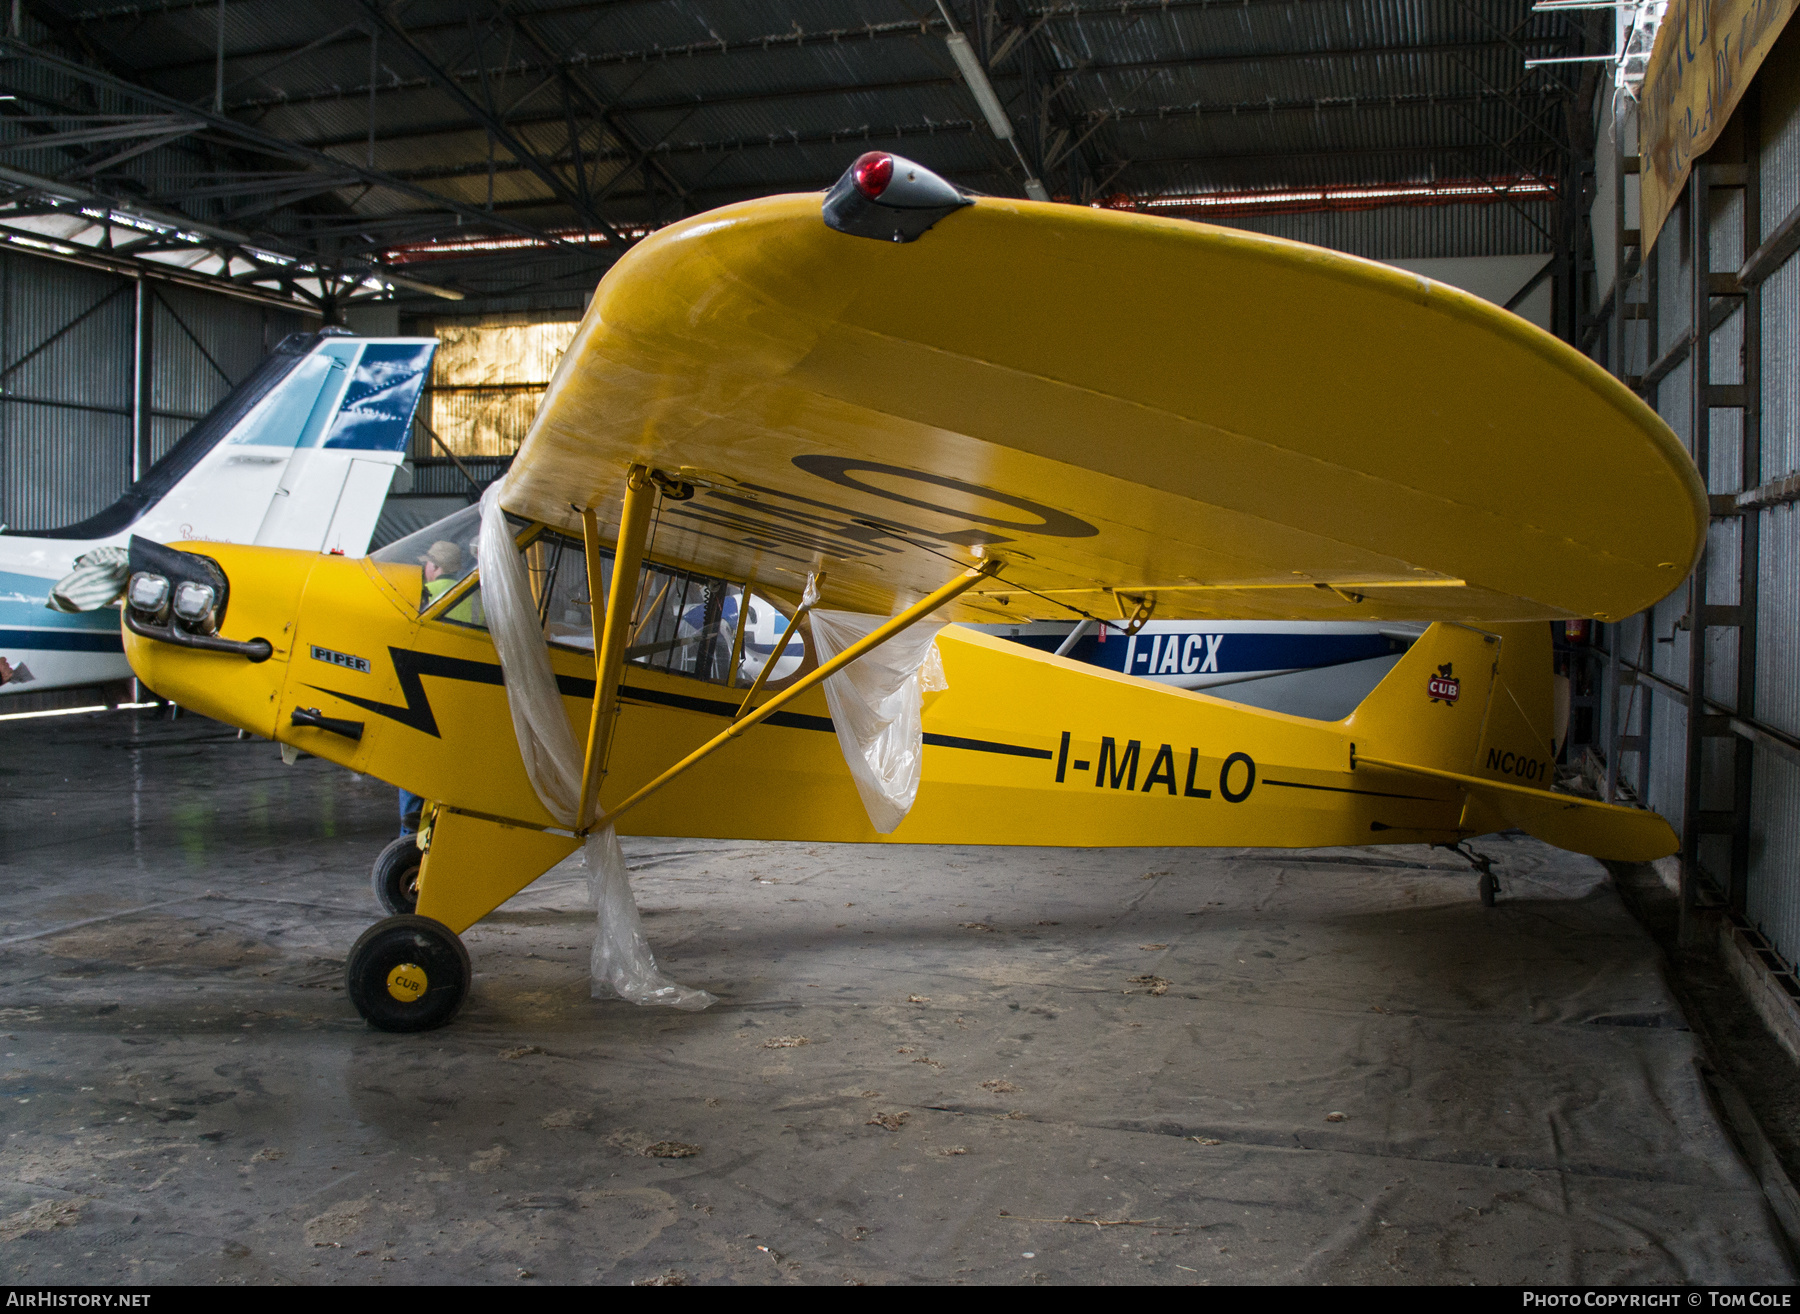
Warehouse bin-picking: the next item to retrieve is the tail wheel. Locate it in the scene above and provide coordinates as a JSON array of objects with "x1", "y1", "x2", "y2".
[
  {"x1": 1478, "y1": 871, "x2": 1499, "y2": 907},
  {"x1": 371, "y1": 836, "x2": 423, "y2": 915},
  {"x1": 346, "y1": 915, "x2": 470, "y2": 1033}
]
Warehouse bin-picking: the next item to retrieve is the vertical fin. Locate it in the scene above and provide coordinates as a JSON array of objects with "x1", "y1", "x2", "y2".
[
  {"x1": 1346, "y1": 618, "x2": 1559, "y2": 787},
  {"x1": 1340, "y1": 621, "x2": 1500, "y2": 775}
]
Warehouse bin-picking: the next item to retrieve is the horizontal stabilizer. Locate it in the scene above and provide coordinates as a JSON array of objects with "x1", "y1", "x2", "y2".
[{"x1": 1356, "y1": 754, "x2": 1676, "y2": 862}]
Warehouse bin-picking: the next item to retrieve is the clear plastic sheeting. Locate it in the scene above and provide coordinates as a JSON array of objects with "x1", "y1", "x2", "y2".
[
  {"x1": 477, "y1": 486, "x2": 582, "y2": 826},
  {"x1": 808, "y1": 608, "x2": 949, "y2": 834},
  {"x1": 474, "y1": 485, "x2": 715, "y2": 1011},
  {"x1": 47, "y1": 546, "x2": 129, "y2": 613},
  {"x1": 586, "y1": 825, "x2": 714, "y2": 1011}
]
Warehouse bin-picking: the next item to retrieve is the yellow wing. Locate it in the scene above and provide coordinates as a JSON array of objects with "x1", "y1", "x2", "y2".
[{"x1": 498, "y1": 187, "x2": 1703, "y2": 626}]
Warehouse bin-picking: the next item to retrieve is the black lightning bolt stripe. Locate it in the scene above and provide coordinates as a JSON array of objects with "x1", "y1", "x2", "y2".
[
  {"x1": 308, "y1": 647, "x2": 504, "y2": 738},
  {"x1": 923, "y1": 732, "x2": 1052, "y2": 760},
  {"x1": 1262, "y1": 778, "x2": 1439, "y2": 802},
  {"x1": 307, "y1": 647, "x2": 1048, "y2": 761},
  {"x1": 619, "y1": 682, "x2": 1049, "y2": 757},
  {"x1": 615, "y1": 681, "x2": 833, "y2": 732}
]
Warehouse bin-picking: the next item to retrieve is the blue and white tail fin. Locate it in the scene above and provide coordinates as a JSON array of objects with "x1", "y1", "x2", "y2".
[{"x1": 0, "y1": 329, "x2": 437, "y2": 697}]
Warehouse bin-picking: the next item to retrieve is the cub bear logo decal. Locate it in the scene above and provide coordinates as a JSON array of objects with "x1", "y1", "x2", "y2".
[{"x1": 1427, "y1": 662, "x2": 1460, "y2": 705}]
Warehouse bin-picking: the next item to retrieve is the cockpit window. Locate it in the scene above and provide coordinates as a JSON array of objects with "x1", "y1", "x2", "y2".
[
  {"x1": 370, "y1": 508, "x2": 816, "y2": 690},
  {"x1": 370, "y1": 504, "x2": 493, "y2": 617},
  {"x1": 529, "y1": 531, "x2": 596, "y2": 650},
  {"x1": 524, "y1": 529, "x2": 805, "y2": 688},
  {"x1": 628, "y1": 563, "x2": 743, "y2": 683}
]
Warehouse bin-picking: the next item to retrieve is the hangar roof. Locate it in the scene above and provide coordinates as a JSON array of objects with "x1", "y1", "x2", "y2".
[{"x1": 0, "y1": 0, "x2": 1608, "y2": 314}]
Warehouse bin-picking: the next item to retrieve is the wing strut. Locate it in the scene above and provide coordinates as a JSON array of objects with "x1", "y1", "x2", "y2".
[
  {"x1": 577, "y1": 463, "x2": 655, "y2": 829},
  {"x1": 600, "y1": 557, "x2": 1002, "y2": 829},
  {"x1": 734, "y1": 572, "x2": 823, "y2": 722}
]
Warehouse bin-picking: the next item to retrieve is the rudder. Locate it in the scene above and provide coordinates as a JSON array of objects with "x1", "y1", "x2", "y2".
[
  {"x1": 1343, "y1": 620, "x2": 1556, "y2": 779},
  {"x1": 1468, "y1": 621, "x2": 1559, "y2": 789}
]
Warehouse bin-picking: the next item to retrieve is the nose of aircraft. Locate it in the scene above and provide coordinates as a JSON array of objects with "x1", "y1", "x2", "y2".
[{"x1": 121, "y1": 539, "x2": 317, "y2": 737}]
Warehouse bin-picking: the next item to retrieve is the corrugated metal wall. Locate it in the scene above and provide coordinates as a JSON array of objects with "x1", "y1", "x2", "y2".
[
  {"x1": 1748, "y1": 33, "x2": 1800, "y2": 965},
  {"x1": 0, "y1": 258, "x2": 134, "y2": 531},
  {"x1": 1595, "y1": 26, "x2": 1800, "y2": 966},
  {"x1": 0, "y1": 251, "x2": 311, "y2": 532},
  {"x1": 1764, "y1": 257, "x2": 1800, "y2": 481},
  {"x1": 1214, "y1": 198, "x2": 1553, "y2": 261}
]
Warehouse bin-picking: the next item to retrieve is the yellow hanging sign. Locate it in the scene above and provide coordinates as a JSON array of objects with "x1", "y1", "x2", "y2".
[{"x1": 1640, "y1": 0, "x2": 1800, "y2": 252}]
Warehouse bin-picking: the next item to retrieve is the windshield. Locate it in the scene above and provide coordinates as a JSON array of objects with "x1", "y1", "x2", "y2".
[
  {"x1": 369, "y1": 504, "x2": 486, "y2": 614},
  {"x1": 365, "y1": 506, "x2": 815, "y2": 689}
]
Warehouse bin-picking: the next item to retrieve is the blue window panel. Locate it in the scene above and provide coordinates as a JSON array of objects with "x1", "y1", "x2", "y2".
[
  {"x1": 225, "y1": 351, "x2": 342, "y2": 449},
  {"x1": 322, "y1": 343, "x2": 436, "y2": 452}
]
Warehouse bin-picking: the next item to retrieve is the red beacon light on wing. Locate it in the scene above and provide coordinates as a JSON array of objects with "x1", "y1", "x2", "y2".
[
  {"x1": 823, "y1": 151, "x2": 972, "y2": 244},
  {"x1": 851, "y1": 152, "x2": 894, "y2": 199}
]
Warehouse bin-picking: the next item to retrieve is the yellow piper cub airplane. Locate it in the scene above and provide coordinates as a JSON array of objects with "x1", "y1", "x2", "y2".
[{"x1": 120, "y1": 152, "x2": 1705, "y2": 1033}]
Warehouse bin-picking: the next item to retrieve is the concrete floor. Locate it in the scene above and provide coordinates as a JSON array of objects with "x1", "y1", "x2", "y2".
[{"x1": 1, "y1": 711, "x2": 1794, "y2": 1285}]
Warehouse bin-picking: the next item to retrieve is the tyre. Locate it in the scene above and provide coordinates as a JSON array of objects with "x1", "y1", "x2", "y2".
[
  {"x1": 1478, "y1": 871, "x2": 1498, "y2": 907},
  {"x1": 345, "y1": 914, "x2": 470, "y2": 1033},
  {"x1": 371, "y1": 836, "x2": 423, "y2": 915}
]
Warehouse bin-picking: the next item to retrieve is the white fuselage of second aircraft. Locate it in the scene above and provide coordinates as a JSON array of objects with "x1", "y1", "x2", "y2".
[{"x1": 0, "y1": 330, "x2": 437, "y2": 697}]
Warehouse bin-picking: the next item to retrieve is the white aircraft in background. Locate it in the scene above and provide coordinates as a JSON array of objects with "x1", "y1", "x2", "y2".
[
  {"x1": 0, "y1": 328, "x2": 437, "y2": 697},
  {"x1": 735, "y1": 594, "x2": 806, "y2": 683},
  {"x1": 973, "y1": 619, "x2": 1424, "y2": 721},
  {"x1": 982, "y1": 618, "x2": 1418, "y2": 689},
  {"x1": 671, "y1": 593, "x2": 1420, "y2": 723}
]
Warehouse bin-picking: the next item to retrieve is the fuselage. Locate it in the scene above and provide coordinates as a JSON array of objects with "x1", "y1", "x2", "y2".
[{"x1": 122, "y1": 536, "x2": 1511, "y2": 853}]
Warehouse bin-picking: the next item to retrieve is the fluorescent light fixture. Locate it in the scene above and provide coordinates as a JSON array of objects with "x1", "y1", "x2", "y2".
[
  {"x1": 945, "y1": 32, "x2": 1015, "y2": 142},
  {"x1": 384, "y1": 226, "x2": 650, "y2": 264},
  {"x1": 0, "y1": 703, "x2": 108, "y2": 721},
  {"x1": 0, "y1": 184, "x2": 460, "y2": 304},
  {"x1": 0, "y1": 700, "x2": 164, "y2": 722},
  {"x1": 941, "y1": 28, "x2": 1053, "y2": 202},
  {"x1": 1096, "y1": 177, "x2": 1556, "y2": 218}
]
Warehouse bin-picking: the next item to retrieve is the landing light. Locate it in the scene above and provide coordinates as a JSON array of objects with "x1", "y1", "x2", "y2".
[
  {"x1": 122, "y1": 536, "x2": 271, "y2": 662},
  {"x1": 172, "y1": 581, "x2": 218, "y2": 631},
  {"x1": 126, "y1": 571, "x2": 170, "y2": 618}
]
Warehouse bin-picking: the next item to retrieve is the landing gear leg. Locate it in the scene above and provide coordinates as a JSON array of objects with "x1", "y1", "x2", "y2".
[
  {"x1": 1437, "y1": 841, "x2": 1501, "y2": 906},
  {"x1": 371, "y1": 835, "x2": 423, "y2": 915},
  {"x1": 346, "y1": 915, "x2": 470, "y2": 1032}
]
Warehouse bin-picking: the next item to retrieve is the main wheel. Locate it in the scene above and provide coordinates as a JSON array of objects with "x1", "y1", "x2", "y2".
[
  {"x1": 1478, "y1": 871, "x2": 1498, "y2": 907},
  {"x1": 346, "y1": 915, "x2": 470, "y2": 1032},
  {"x1": 371, "y1": 836, "x2": 423, "y2": 915}
]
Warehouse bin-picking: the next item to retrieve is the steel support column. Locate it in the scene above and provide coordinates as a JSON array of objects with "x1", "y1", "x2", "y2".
[
  {"x1": 1679, "y1": 140, "x2": 1757, "y2": 941},
  {"x1": 130, "y1": 275, "x2": 147, "y2": 482},
  {"x1": 1604, "y1": 117, "x2": 1631, "y2": 802}
]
